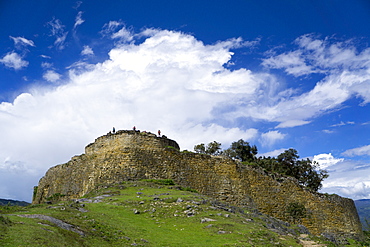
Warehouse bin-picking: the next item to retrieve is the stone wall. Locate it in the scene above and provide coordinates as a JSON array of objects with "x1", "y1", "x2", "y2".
[{"x1": 33, "y1": 130, "x2": 363, "y2": 240}]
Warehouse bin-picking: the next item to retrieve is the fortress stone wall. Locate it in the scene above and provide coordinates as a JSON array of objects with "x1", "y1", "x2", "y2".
[{"x1": 33, "y1": 130, "x2": 363, "y2": 240}]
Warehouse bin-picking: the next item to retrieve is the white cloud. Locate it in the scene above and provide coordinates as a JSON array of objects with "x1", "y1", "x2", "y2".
[
  {"x1": 73, "y1": 1, "x2": 82, "y2": 9},
  {"x1": 262, "y1": 50, "x2": 314, "y2": 76},
  {"x1": 322, "y1": 129, "x2": 334, "y2": 134},
  {"x1": 260, "y1": 130, "x2": 286, "y2": 147},
  {"x1": 43, "y1": 70, "x2": 61, "y2": 82},
  {"x1": 47, "y1": 18, "x2": 68, "y2": 50},
  {"x1": 313, "y1": 153, "x2": 344, "y2": 169},
  {"x1": 321, "y1": 160, "x2": 370, "y2": 199},
  {"x1": 239, "y1": 35, "x2": 370, "y2": 128},
  {"x1": 41, "y1": 62, "x2": 53, "y2": 69},
  {"x1": 81, "y1": 45, "x2": 94, "y2": 56},
  {"x1": 111, "y1": 27, "x2": 134, "y2": 42},
  {"x1": 0, "y1": 29, "x2": 264, "y2": 201},
  {"x1": 258, "y1": 148, "x2": 287, "y2": 158},
  {"x1": 1, "y1": 30, "x2": 370, "y2": 201},
  {"x1": 74, "y1": 11, "x2": 85, "y2": 28},
  {"x1": 330, "y1": 121, "x2": 355, "y2": 127},
  {"x1": 342, "y1": 145, "x2": 370, "y2": 157},
  {"x1": 276, "y1": 120, "x2": 310, "y2": 128},
  {"x1": 101, "y1": 21, "x2": 123, "y2": 36},
  {"x1": 10, "y1": 36, "x2": 35, "y2": 47},
  {"x1": 101, "y1": 21, "x2": 134, "y2": 42},
  {"x1": 263, "y1": 34, "x2": 370, "y2": 77},
  {"x1": 0, "y1": 52, "x2": 29, "y2": 70}
]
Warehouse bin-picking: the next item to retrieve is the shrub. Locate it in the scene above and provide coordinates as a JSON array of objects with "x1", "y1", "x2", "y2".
[{"x1": 287, "y1": 202, "x2": 306, "y2": 223}]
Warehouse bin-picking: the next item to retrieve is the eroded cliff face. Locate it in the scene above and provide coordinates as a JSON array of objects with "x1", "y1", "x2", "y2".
[{"x1": 33, "y1": 130, "x2": 363, "y2": 240}]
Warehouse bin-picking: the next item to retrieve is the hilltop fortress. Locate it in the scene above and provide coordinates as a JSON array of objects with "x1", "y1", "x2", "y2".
[{"x1": 33, "y1": 130, "x2": 362, "y2": 240}]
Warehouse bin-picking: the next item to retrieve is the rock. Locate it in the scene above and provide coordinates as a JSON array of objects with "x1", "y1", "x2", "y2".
[
  {"x1": 297, "y1": 224, "x2": 310, "y2": 234},
  {"x1": 134, "y1": 209, "x2": 140, "y2": 214},
  {"x1": 201, "y1": 218, "x2": 216, "y2": 223},
  {"x1": 78, "y1": 208, "x2": 88, "y2": 213}
]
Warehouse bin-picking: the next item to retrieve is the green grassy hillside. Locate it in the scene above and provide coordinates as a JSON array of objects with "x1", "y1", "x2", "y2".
[{"x1": 0, "y1": 180, "x2": 367, "y2": 246}]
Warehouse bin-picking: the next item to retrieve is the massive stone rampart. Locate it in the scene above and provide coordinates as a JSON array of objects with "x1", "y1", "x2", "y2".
[{"x1": 33, "y1": 130, "x2": 363, "y2": 240}]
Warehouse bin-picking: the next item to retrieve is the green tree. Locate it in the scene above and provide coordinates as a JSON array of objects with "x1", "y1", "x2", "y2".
[
  {"x1": 224, "y1": 139, "x2": 258, "y2": 162},
  {"x1": 286, "y1": 202, "x2": 306, "y2": 223},
  {"x1": 194, "y1": 141, "x2": 222, "y2": 155},
  {"x1": 276, "y1": 149, "x2": 328, "y2": 191},
  {"x1": 194, "y1": 143, "x2": 206, "y2": 154},
  {"x1": 205, "y1": 141, "x2": 222, "y2": 155}
]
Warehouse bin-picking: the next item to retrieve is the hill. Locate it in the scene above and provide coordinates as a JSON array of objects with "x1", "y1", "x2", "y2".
[
  {"x1": 355, "y1": 199, "x2": 370, "y2": 229},
  {"x1": 0, "y1": 199, "x2": 29, "y2": 206},
  {"x1": 1, "y1": 180, "x2": 363, "y2": 246}
]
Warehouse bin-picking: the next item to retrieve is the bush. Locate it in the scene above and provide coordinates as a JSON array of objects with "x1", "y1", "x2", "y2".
[
  {"x1": 287, "y1": 202, "x2": 306, "y2": 223},
  {"x1": 0, "y1": 215, "x2": 11, "y2": 226}
]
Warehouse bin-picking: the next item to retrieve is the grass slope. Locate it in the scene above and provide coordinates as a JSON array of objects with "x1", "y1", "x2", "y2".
[{"x1": 0, "y1": 180, "x2": 366, "y2": 246}]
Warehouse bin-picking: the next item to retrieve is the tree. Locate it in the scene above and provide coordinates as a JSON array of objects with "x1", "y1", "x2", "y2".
[
  {"x1": 205, "y1": 141, "x2": 222, "y2": 155},
  {"x1": 275, "y1": 149, "x2": 328, "y2": 191},
  {"x1": 194, "y1": 141, "x2": 222, "y2": 155},
  {"x1": 194, "y1": 143, "x2": 206, "y2": 154},
  {"x1": 224, "y1": 139, "x2": 258, "y2": 162}
]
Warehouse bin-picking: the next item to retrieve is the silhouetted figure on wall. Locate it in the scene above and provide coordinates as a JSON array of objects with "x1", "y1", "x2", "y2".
[
  {"x1": 158, "y1": 130, "x2": 161, "y2": 137},
  {"x1": 133, "y1": 126, "x2": 136, "y2": 131},
  {"x1": 113, "y1": 127, "x2": 115, "y2": 134}
]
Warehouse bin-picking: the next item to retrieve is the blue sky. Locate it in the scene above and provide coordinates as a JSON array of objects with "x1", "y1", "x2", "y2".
[{"x1": 1, "y1": 0, "x2": 370, "y2": 202}]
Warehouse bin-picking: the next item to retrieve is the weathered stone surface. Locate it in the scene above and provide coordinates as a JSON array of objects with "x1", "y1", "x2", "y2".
[{"x1": 33, "y1": 130, "x2": 363, "y2": 240}]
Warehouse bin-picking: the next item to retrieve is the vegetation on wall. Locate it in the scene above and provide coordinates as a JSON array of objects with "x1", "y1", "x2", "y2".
[{"x1": 194, "y1": 139, "x2": 328, "y2": 192}]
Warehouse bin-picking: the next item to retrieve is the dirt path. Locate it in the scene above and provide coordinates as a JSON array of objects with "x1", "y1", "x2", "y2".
[
  {"x1": 299, "y1": 234, "x2": 326, "y2": 247},
  {"x1": 16, "y1": 214, "x2": 84, "y2": 236}
]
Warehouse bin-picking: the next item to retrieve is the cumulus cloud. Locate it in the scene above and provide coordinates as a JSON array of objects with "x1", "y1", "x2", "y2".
[
  {"x1": 0, "y1": 52, "x2": 29, "y2": 70},
  {"x1": 43, "y1": 70, "x2": 61, "y2": 82},
  {"x1": 0, "y1": 29, "x2": 263, "y2": 201},
  {"x1": 81, "y1": 45, "x2": 94, "y2": 56},
  {"x1": 321, "y1": 160, "x2": 370, "y2": 199},
  {"x1": 260, "y1": 130, "x2": 286, "y2": 147},
  {"x1": 342, "y1": 145, "x2": 370, "y2": 157},
  {"x1": 313, "y1": 153, "x2": 344, "y2": 169},
  {"x1": 1, "y1": 29, "x2": 370, "y2": 201}
]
